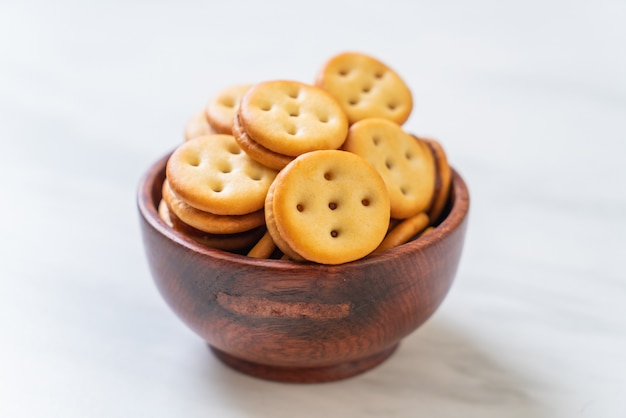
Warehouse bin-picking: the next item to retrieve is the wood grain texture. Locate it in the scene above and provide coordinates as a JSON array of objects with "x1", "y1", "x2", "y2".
[
  {"x1": 210, "y1": 343, "x2": 399, "y2": 383},
  {"x1": 137, "y1": 152, "x2": 470, "y2": 382}
]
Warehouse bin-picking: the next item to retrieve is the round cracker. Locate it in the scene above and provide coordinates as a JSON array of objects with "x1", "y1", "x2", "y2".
[
  {"x1": 162, "y1": 198, "x2": 265, "y2": 251},
  {"x1": 316, "y1": 52, "x2": 413, "y2": 125},
  {"x1": 186, "y1": 226, "x2": 264, "y2": 252},
  {"x1": 238, "y1": 80, "x2": 348, "y2": 157},
  {"x1": 342, "y1": 118, "x2": 435, "y2": 219},
  {"x1": 168, "y1": 204, "x2": 265, "y2": 251},
  {"x1": 246, "y1": 231, "x2": 277, "y2": 259},
  {"x1": 375, "y1": 212, "x2": 429, "y2": 253},
  {"x1": 166, "y1": 135, "x2": 277, "y2": 215},
  {"x1": 266, "y1": 150, "x2": 390, "y2": 264},
  {"x1": 184, "y1": 109, "x2": 216, "y2": 141},
  {"x1": 232, "y1": 114, "x2": 294, "y2": 170},
  {"x1": 162, "y1": 179, "x2": 265, "y2": 234},
  {"x1": 205, "y1": 84, "x2": 252, "y2": 134},
  {"x1": 418, "y1": 136, "x2": 452, "y2": 223},
  {"x1": 264, "y1": 179, "x2": 305, "y2": 262},
  {"x1": 158, "y1": 199, "x2": 174, "y2": 227}
]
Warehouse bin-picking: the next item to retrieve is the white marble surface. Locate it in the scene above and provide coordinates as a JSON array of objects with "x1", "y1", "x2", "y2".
[{"x1": 1, "y1": 1, "x2": 625, "y2": 417}]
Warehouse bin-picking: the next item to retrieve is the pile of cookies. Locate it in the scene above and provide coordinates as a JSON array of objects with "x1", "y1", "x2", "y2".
[{"x1": 159, "y1": 52, "x2": 452, "y2": 265}]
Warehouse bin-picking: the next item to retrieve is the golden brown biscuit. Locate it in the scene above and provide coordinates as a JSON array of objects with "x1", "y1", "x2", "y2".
[
  {"x1": 342, "y1": 118, "x2": 435, "y2": 219},
  {"x1": 316, "y1": 52, "x2": 413, "y2": 125},
  {"x1": 188, "y1": 227, "x2": 265, "y2": 252},
  {"x1": 162, "y1": 180, "x2": 265, "y2": 234},
  {"x1": 247, "y1": 231, "x2": 277, "y2": 259},
  {"x1": 387, "y1": 218, "x2": 401, "y2": 233},
  {"x1": 158, "y1": 199, "x2": 174, "y2": 227},
  {"x1": 162, "y1": 198, "x2": 265, "y2": 251},
  {"x1": 232, "y1": 114, "x2": 294, "y2": 170},
  {"x1": 265, "y1": 179, "x2": 306, "y2": 262},
  {"x1": 166, "y1": 135, "x2": 277, "y2": 215},
  {"x1": 168, "y1": 205, "x2": 265, "y2": 251},
  {"x1": 417, "y1": 136, "x2": 452, "y2": 224},
  {"x1": 184, "y1": 110, "x2": 216, "y2": 141},
  {"x1": 205, "y1": 84, "x2": 252, "y2": 134},
  {"x1": 375, "y1": 212, "x2": 429, "y2": 253},
  {"x1": 419, "y1": 226, "x2": 435, "y2": 238},
  {"x1": 237, "y1": 80, "x2": 348, "y2": 168},
  {"x1": 265, "y1": 150, "x2": 390, "y2": 264}
]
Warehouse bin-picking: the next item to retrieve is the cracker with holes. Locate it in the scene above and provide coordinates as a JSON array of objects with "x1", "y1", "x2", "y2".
[
  {"x1": 316, "y1": 52, "x2": 413, "y2": 125},
  {"x1": 162, "y1": 179, "x2": 265, "y2": 234},
  {"x1": 232, "y1": 115, "x2": 293, "y2": 171},
  {"x1": 206, "y1": 84, "x2": 252, "y2": 134},
  {"x1": 265, "y1": 150, "x2": 390, "y2": 264},
  {"x1": 417, "y1": 136, "x2": 452, "y2": 224},
  {"x1": 247, "y1": 231, "x2": 277, "y2": 259},
  {"x1": 342, "y1": 118, "x2": 435, "y2": 219},
  {"x1": 235, "y1": 80, "x2": 349, "y2": 170},
  {"x1": 185, "y1": 109, "x2": 216, "y2": 141},
  {"x1": 158, "y1": 198, "x2": 264, "y2": 250},
  {"x1": 166, "y1": 135, "x2": 277, "y2": 215},
  {"x1": 158, "y1": 199, "x2": 175, "y2": 227},
  {"x1": 375, "y1": 212, "x2": 429, "y2": 253}
]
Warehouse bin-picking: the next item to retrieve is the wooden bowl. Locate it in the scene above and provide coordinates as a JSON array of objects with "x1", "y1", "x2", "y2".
[{"x1": 137, "y1": 152, "x2": 470, "y2": 383}]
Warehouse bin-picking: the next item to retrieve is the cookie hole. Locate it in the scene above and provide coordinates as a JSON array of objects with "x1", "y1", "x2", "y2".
[
  {"x1": 374, "y1": 71, "x2": 385, "y2": 79},
  {"x1": 330, "y1": 230, "x2": 339, "y2": 238},
  {"x1": 287, "y1": 126, "x2": 298, "y2": 135},
  {"x1": 328, "y1": 202, "x2": 337, "y2": 210},
  {"x1": 338, "y1": 69, "x2": 349, "y2": 76},
  {"x1": 362, "y1": 85, "x2": 372, "y2": 93},
  {"x1": 288, "y1": 90, "x2": 300, "y2": 99},
  {"x1": 318, "y1": 114, "x2": 328, "y2": 123},
  {"x1": 218, "y1": 161, "x2": 232, "y2": 173},
  {"x1": 361, "y1": 198, "x2": 370, "y2": 207},
  {"x1": 187, "y1": 157, "x2": 201, "y2": 167},
  {"x1": 210, "y1": 181, "x2": 224, "y2": 193},
  {"x1": 372, "y1": 136, "x2": 380, "y2": 146},
  {"x1": 323, "y1": 172, "x2": 333, "y2": 181},
  {"x1": 259, "y1": 103, "x2": 272, "y2": 111},
  {"x1": 400, "y1": 187, "x2": 408, "y2": 196},
  {"x1": 388, "y1": 103, "x2": 397, "y2": 111},
  {"x1": 227, "y1": 144, "x2": 242, "y2": 154},
  {"x1": 348, "y1": 98, "x2": 359, "y2": 106},
  {"x1": 385, "y1": 159, "x2": 393, "y2": 170},
  {"x1": 247, "y1": 170, "x2": 263, "y2": 181},
  {"x1": 289, "y1": 110, "x2": 299, "y2": 117},
  {"x1": 296, "y1": 204, "x2": 304, "y2": 212},
  {"x1": 220, "y1": 96, "x2": 235, "y2": 108},
  {"x1": 405, "y1": 151, "x2": 412, "y2": 160}
]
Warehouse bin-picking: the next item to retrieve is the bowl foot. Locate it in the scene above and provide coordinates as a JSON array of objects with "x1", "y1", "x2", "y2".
[{"x1": 209, "y1": 343, "x2": 399, "y2": 383}]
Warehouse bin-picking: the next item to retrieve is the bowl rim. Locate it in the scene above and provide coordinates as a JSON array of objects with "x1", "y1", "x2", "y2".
[{"x1": 138, "y1": 151, "x2": 470, "y2": 270}]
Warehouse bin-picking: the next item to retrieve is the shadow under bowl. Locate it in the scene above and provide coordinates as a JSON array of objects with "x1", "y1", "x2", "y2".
[{"x1": 137, "y1": 152, "x2": 470, "y2": 383}]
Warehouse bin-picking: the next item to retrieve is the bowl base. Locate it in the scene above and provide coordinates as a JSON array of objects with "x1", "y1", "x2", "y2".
[{"x1": 209, "y1": 343, "x2": 399, "y2": 383}]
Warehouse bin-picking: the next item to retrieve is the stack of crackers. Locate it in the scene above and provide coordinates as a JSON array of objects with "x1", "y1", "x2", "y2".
[{"x1": 159, "y1": 52, "x2": 452, "y2": 265}]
